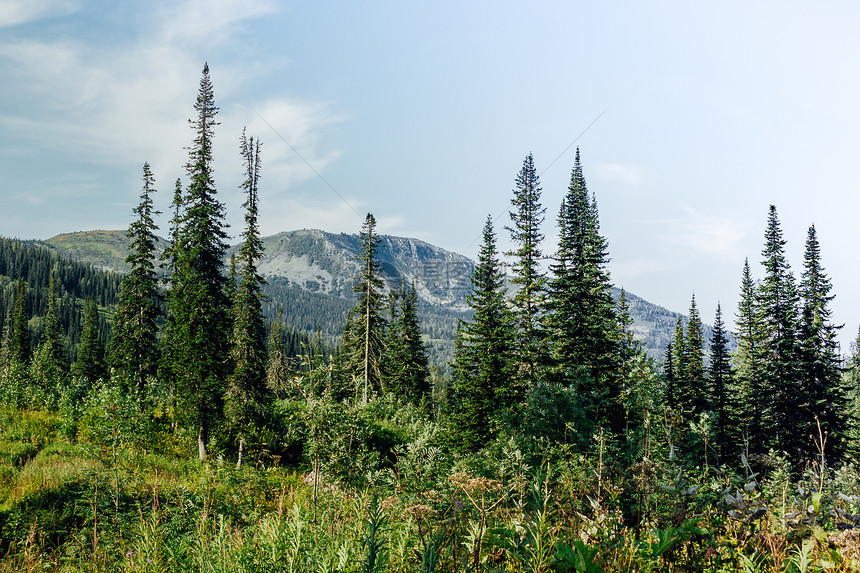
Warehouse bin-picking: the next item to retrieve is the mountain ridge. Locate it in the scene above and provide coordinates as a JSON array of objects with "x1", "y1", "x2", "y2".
[{"x1": 41, "y1": 228, "x2": 700, "y2": 360}]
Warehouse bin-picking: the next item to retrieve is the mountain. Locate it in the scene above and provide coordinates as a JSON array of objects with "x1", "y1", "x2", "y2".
[
  {"x1": 45, "y1": 230, "x2": 169, "y2": 275},
  {"x1": 41, "y1": 229, "x2": 704, "y2": 364}
]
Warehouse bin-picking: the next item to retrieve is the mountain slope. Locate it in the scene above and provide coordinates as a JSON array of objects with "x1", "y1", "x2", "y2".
[{"x1": 42, "y1": 229, "x2": 706, "y2": 362}]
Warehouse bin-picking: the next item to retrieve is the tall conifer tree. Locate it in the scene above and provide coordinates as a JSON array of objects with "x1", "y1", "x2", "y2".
[
  {"x1": 8, "y1": 279, "x2": 29, "y2": 366},
  {"x1": 226, "y1": 131, "x2": 271, "y2": 467},
  {"x1": 757, "y1": 205, "x2": 801, "y2": 456},
  {"x1": 733, "y1": 258, "x2": 767, "y2": 452},
  {"x1": 112, "y1": 163, "x2": 162, "y2": 404},
  {"x1": 666, "y1": 316, "x2": 687, "y2": 411},
  {"x1": 30, "y1": 272, "x2": 67, "y2": 399},
  {"x1": 545, "y1": 150, "x2": 620, "y2": 432},
  {"x1": 340, "y1": 213, "x2": 387, "y2": 403},
  {"x1": 709, "y1": 303, "x2": 733, "y2": 460},
  {"x1": 73, "y1": 297, "x2": 106, "y2": 384},
  {"x1": 506, "y1": 153, "x2": 547, "y2": 389},
  {"x1": 450, "y1": 216, "x2": 515, "y2": 452},
  {"x1": 682, "y1": 294, "x2": 707, "y2": 416},
  {"x1": 166, "y1": 63, "x2": 230, "y2": 460},
  {"x1": 384, "y1": 281, "x2": 430, "y2": 405},
  {"x1": 797, "y1": 224, "x2": 845, "y2": 455}
]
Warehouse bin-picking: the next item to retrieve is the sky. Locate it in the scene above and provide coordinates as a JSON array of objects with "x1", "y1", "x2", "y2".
[{"x1": 2, "y1": 0, "x2": 860, "y2": 350}]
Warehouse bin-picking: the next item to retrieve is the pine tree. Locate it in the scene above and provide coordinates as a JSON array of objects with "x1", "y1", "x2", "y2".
[
  {"x1": 845, "y1": 327, "x2": 860, "y2": 458},
  {"x1": 708, "y1": 303, "x2": 733, "y2": 460},
  {"x1": 31, "y1": 271, "x2": 67, "y2": 399},
  {"x1": 340, "y1": 213, "x2": 387, "y2": 403},
  {"x1": 733, "y1": 258, "x2": 767, "y2": 453},
  {"x1": 797, "y1": 224, "x2": 846, "y2": 457},
  {"x1": 266, "y1": 308, "x2": 290, "y2": 398},
  {"x1": 544, "y1": 149, "x2": 620, "y2": 432},
  {"x1": 166, "y1": 63, "x2": 231, "y2": 460},
  {"x1": 73, "y1": 297, "x2": 106, "y2": 384},
  {"x1": 111, "y1": 163, "x2": 162, "y2": 404},
  {"x1": 757, "y1": 205, "x2": 801, "y2": 456},
  {"x1": 384, "y1": 281, "x2": 430, "y2": 405},
  {"x1": 616, "y1": 289, "x2": 639, "y2": 371},
  {"x1": 449, "y1": 216, "x2": 516, "y2": 452},
  {"x1": 666, "y1": 316, "x2": 687, "y2": 411},
  {"x1": 226, "y1": 131, "x2": 271, "y2": 467},
  {"x1": 681, "y1": 294, "x2": 707, "y2": 416},
  {"x1": 8, "y1": 279, "x2": 29, "y2": 366},
  {"x1": 506, "y1": 153, "x2": 547, "y2": 388}
]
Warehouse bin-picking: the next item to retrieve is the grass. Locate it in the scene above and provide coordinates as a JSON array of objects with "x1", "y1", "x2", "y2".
[{"x1": 1, "y1": 403, "x2": 860, "y2": 572}]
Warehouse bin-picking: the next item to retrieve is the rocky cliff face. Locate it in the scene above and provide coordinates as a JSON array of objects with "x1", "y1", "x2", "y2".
[{"x1": 251, "y1": 229, "x2": 474, "y2": 312}]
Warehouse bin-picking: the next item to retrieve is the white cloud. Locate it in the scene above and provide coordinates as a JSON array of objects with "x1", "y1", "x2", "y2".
[
  {"x1": 155, "y1": 0, "x2": 277, "y2": 49},
  {"x1": 660, "y1": 207, "x2": 750, "y2": 261},
  {"x1": 0, "y1": 0, "x2": 341, "y2": 213},
  {"x1": 0, "y1": 0, "x2": 77, "y2": 28},
  {"x1": 222, "y1": 99, "x2": 345, "y2": 190},
  {"x1": 257, "y1": 196, "x2": 365, "y2": 238},
  {"x1": 593, "y1": 163, "x2": 645, "y2": 190},
  {"x1": 610, "y1": 258, "x2": 678, "y2": 284}
]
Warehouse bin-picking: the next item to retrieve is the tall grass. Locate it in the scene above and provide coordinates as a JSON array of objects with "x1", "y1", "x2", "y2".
[{"x1": 2, "y1": 404, "x2": 860, "y2": 572}]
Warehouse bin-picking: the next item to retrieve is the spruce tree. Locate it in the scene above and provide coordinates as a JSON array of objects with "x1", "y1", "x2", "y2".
[
  {"x1": 733, "y1": 258, "x2": 767, "y2": 453},
  {"x1": 797, "y1": 224, "x2": 845, "y2": 456},
  {"x1": 384, "y1": 281, "x2": 430, "y2": 405},
  {"x1": 666, "y1": 316, "x2": 687, "y2": 412},
  {"x1": 30, "y1": 271, "x2": 67, "y2": 400},
  {"x1": 544, "y1": 149, "x2": 620, "y2": 432},
  {"x1": 226, "y1": 131, "x2": 271, "y2": 467},
  {"x1": 166, "y1": 63, "x2": 231, "y2": 460},
  {"x1": 111, "y1": 162, "x2": 161, "y2": 404},
  {"x1": 757, "y1": 205, "x2": 801, "y2": 456},
  {"x1": 73, "y1": 297, "x2": 106, "y2": 384},
  {"x1": 681, "y1": 294, "x2": 707, "y2": 417},
  {"x1": 266, "y1": 308, "x2": 290, "y2": 398},
  {"x1": 616, "y1": 289, "x2": 639, "y2": 371},
  {"x1": 506, "y1": 153, "x2": 547, "y2": 389},
  {"x1": 845, "y1": 327, "x2": 860, "y2": 458},
  {"x1": 449, "y1": 216, "x2": 516, "y2": 452},
  {"x1": 8, "y1": 279, "x2": 29, "y2": 366},
  {"x1": 340, "y1": 213, "x2": 387, "y2": 403},
  {"x1": 708, "y1": 303, "x2": 734, "y2": 460}
]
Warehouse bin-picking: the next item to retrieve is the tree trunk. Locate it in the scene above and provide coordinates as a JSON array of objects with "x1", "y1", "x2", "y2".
[
  {"x1": 198, "y1": 423, "x2": 207, "y2": 460},
  {"x1": 236, "y1": 437, "x2": 245, "y2": 469}
]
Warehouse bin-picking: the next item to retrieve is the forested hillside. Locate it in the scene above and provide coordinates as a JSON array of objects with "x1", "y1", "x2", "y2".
[
  {"x1": 43, "y1": 228, "x2": 698, "y2": 361},
  {"x1": 0, "y1": 237, "x2": 119, "y2": 364}
]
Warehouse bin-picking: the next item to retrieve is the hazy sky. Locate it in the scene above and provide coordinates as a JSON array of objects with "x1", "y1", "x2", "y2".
[{"x1": 2, "y1": 1, "x2": 860, "y2": 349}]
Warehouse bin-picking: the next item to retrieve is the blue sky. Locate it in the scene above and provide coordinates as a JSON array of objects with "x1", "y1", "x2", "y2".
[{"x1": 2, "y1": 0, "x2": 860, "y2": 350}]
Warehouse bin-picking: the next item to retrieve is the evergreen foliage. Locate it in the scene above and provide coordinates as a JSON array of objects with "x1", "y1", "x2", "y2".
[
  {"x1": 30, "y1": 272, "x2": 67, "y2": 401},
  {"x1": 71, "y1": 297, "x2": 106, "y2": 384},
  {"x1": 757, "y1": 205, "x2": 802, "y2": 457},
  {"x1": 340, "y1": 213, "x2": 387, "y2": 403},
  {"x1": 226, "y1": 131, "x2": 272, "y2": 467},
  {"x1": 732, "y1": 258, "x2": 766, "y2": 453},
  {"x1": 544, "y1": 150, "x2": 621, "y2": 434},
  {"x1": 449, "y1": 216, "x2": 515, "y2": 452},
  {"x1": 383, "y1": 281, "x2": 430, "y2": 406},
  {"x1": 164, "y1": 63, "x2": 231, "y2": 460},
  {"x1": 797, "y1": 224, "x2": 846, "y2": 456},
  {"x1": 506, "y1": 153, "x2": 547, "y2": 388},
  {"x1": 7, "y1": 279, "x2": 29, "y2": 365},
  {"x1": 681, "y1": 294, "x2": 707, "y2": 417},
  {"x1": 708, "y1": 303, "x2": 733, "y2": 460},
  {"x1": 111, "y1": 163, "x2": 162, "y2": 404}
]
